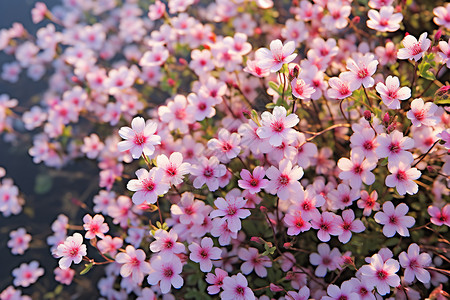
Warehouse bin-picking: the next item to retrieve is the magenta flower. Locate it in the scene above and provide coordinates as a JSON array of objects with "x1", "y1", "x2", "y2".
[
  {"x1": 55, "y1": 233, "x2": 87, "y2": 269},
  {"x1": 221, "y1": 273, "x2": 255, "y2": 300},
  {"x1": 374, "y1": 201, "x2": 415, "y2": 237},
  {"x1": 206, "y1": 268, "x2": 228, "y2": 295},
  {"x1": 156, "y1": 152, "x2": 191, "y2": 185},
  {"x1": 115, "y1": 245, "x2": 151, "y2": 284},
  {"x1": 238, "y1": 166, "x2": 269, "y2": 194},
  {"x1": 397, "y1": 32, "x2": 431, "y2": 61},
  {"x1": 311, "y1": 212, "x2": 343, "y2": 242},
  {"x1": 189, "y1": 237, "x2": 222, "y2": 272},
  {"x1": 385, "y1": 159, "x2": 421, "y2": 196},
  {"x1": 255, "y1": 39, "x2": 297, "y2": 72},
  {"x1": 283, "y1": 210, "x2": 312, "y2": 236},
  {"x1": 357, "y1": 190, "x2": 380, "y2": 216},
  {"x1": 147, "y1": 255, "x2": 184, "y2": 294},
  {"x1": 291, "y1": 77, "x2": 315, "y2": 99},
  {"x1": 338, "y1": 209, "x2": 365, "y2": 244},
  {"x1": 127, "y1": 168, "x2": 170, "y2": 205},
  {"x1": 427, "y1": 204, "x2": 450, "y2": 226},
  {"x1": 209, "y1": 194, "x2": 250, "y2": 233},
  {"x1": 118, "y1": 116, "x2": 161, "y2": 159},
  {"x1": 433, "y1": 4, "x2": 450, "y2": 28},
  {"x1": 82, "y1": 214, "x2": 109, "y2": 239},
  {"x1": 376, "y1": 130, "x2": 414, "y2": 166},
  {"x1": 337, "y1": 149, "x2": 376, "y2": 189},
  {"x1": 322, "y1": 281, "x2": 359, "y2": 300},
  {"x1": 238, "y1": 247, "x2": 272, "y2": 278},
  {"x1": 54, "y1": 267, "x2": 75, "y2": 285},
  {"x1": 256, "y1": 106, "x2": 299, "y2": 147},
  {"x1": 359, "y1": 253, "x2": 400, "y2": 296},
  {"x1": 190, "y1": 156, "x2": 227, "y2": 192},
  {"x1": 170, "y1": 192, "x2": 206, "y2": 225},
  {"x1": 207, "y1": 128, "x2": 242, "y2": 163},
  {"x1": 399, "y1": 243, "x2": 431, "y2": 283},
  {"x1": 12, "y1": 261, "x2": 44, "y2": 288},
  {"x1": 265, "y1": 158, "x2": 304, "y2": 200},
  {"x1": 309, "y1": 243, "x2": 341, "y2": 277},
  {"x1": 375, "y1": 75, "x2": 411, "y2": 109}
]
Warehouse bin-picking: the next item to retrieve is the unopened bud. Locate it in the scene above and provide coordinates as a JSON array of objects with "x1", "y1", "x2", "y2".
[
  {"x1": 427, "y1": 165, "x2": 436, "y2": 174},
  {"x1": 383, "y1": 112, "x2": 390, "y2": 125},
  {"x1": 251, "y1": 236, "x2": 264, "y2": 244},
  {"x1": 394, "y1": 5, "x2": 402, "y2": 13},
  {"x1": 363, "y1": 110, "x2": 372, "y2": 121},
  {"x1": 254, "y1": 27, "x2": 262, "y2": 35},
  {"x1": 260, "y1": 205, "x2": 268, "y2": 213},
  {"x1": 352, "y1": 16, "x2": 360, "y2": 24},
  {"x1": 178, "y1": 58, "x2": 187, "y2": 65},
  {"x1": 167, "y1": 78, "x2": 176, "y2": 87},
  {"x1": 387, "y1": 123, "x2": 396, "y2": 133},
  {"x1": 270, "y1": 284, "x2": 284, "y2": 292},
  {"x1": 283, "y1": 242, "x2": 292, "y2": 249},
  {"x1": 405, "y1": 32, "x2": 410, "y2": 37},
  {"x1": 435, "y1": 30, "x2": 442, "y2": 42}
]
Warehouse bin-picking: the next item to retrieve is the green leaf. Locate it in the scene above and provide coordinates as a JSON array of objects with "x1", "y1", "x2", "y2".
[
  {"x1": 434, "y1": 98, "x2": 450, "y2": 106},
  {"x1": 34, "y1": 173, "x2": 53, "y2": 195},
  {"x1": 80, "y1": 262, "x2": 93, "y2": 275},
  {"x1": 268, "y1": 81, "x2": 282, "y2": 95}
]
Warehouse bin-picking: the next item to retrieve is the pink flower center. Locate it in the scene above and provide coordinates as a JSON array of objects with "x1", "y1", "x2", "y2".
[
  {"x1": 295, "y1": 218, "x2": 304, "y2": 228},
  {"x1": 377, "y1": 269, "x2": 388, "y2": 280},
  {"x1": 184, "y1": 206, "x2": 194, "y2": 215},
  {"x1": 166, "y1": 166, "x2": 177, "y2": 176},
  {"x1": 357, "y1": 68, "x2": 369, "y2": 79},
  {"x1": 343, "y1": 222, "x2": 351, "y2": 231},
  {"x1": 363, "y1": 140, "x2": 373, "y2": 150},
  {"x1": 164, "y1": 239, "x2": 173, "y2": 249},
  {"x1": 387, "y1": 90, "x2": 398, "y2": 99},
  {"x1": 338, "y1": 296, "x2": 348, "y2": 300},
  {"x1": 227, "y1": 206, "x2": 237, "y2": 216},
  {"x1": 200, "y1": 249, "x2": 209, "y2": 258},
  {"x1": 322, "y1": 256, "x2": 331, "y2": 265},
  {"x1": 396, "y1": 170, "x2": 407, "y2": 181},
  {"x1": 163, "y1": 267, "x2": 174, "y2": 278},
  {"x1": 271, "y1": 120, "x2": 285, "y2": 132},
  {"x1": 130, "y1": 257, "x2": 140, "y2": 267},
  {"x1": 221, "y1": 142, "x2": 232, "y2": 152},
  {"x1": 353, "y1": 164, "x2": 363, "y2": 174},
  {"x1": 389, "y1": 215, "x2": 398, "y2": 225},
  {"x1": 198, "y1": 103, "x2": 207, "y2": 111},
  {"x1": 278, "y1": 174, "x2": 289, "y2": 186},
  {"x1": 69, "y1": 247, "x2": 79, "y2": 257},
  {"x1": 175, "y1": 108, "x2": 186, "y2": 120},
  {"x1": 236, "y1": 286, "x2": 245, "y2": 295},
  {"x1": 414, "y1": 110, "x2": 425, "y2": 121},
  {"x1": 409, "y1": 259, "x2": 419, "y2": 270},
  {"x1": 379, "y1": 19, "x2": 389, "y2": 27},
  {"x1": 411, "y1": 43, "x2": 423, "y2": 56},
  {"x1": 249, "y1": 178, "x2": 258, "y2": 187},
  {"x1": 388, "y1": 142, "x2": 400, "y2": 153},
  {"x1": 204, "y1": 167, "x2": 214, "y2": 178},
  {"x1": 133, "y1": 133, "x2": 147, "y2": 146},
  {"x1": 145, "y1": 180, "x2": 155, "y2": 191}
]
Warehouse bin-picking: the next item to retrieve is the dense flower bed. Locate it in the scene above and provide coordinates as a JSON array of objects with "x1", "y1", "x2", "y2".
[{"x1": 0, "y1": 0, "x2": 449, "y2": 299}]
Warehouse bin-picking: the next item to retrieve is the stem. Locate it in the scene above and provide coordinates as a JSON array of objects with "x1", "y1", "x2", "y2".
[
  {"x1": 156, "y1": 197, "x2": 163, "y2": 224},
  {"x1": 410, "y1": 60, "x2": 419, "y2": 97},
  {"x1": 412, "y1": 139, "x2": 440, "y2": 167},
  {"x1": 417, "y1": 64, "x2": 445, "y2": 98},
  {"x1": 298, "y1": 123, "x2": 351, "y2": 148},
  {"x1": 362, "y1": 86, "x2": 373, "y2": 107},
  {"x1": 340, "y1": 98, "x2": 350, "y2": 124}
]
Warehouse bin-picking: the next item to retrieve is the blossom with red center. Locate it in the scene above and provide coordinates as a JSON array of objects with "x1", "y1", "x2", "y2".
[
  {"x1": 158, "y1": 94, "x2": 196, "y2": 134},
  {"x1": 118, "y1": 116, "x2": 161, "y2": 159},
  {"x1": 406, "y1": 98, "x2": 439, "y2": 127},
  {"x1": 359, "y1": 253, "x2": 400, "y2": 296},
  {"x1": 54, "y1": 267, "x2": 75, "y2": 285},
  {"x1": 342, "y1": 53, "x2": 379, "y2": 90},
  {"x1": 337, "y1": 209, "x2": 365, "y2": 244},
  {"x1": 209, "y1": 193, "x2": 250, "y2": 233},
  {"x1": 139, "y1": 44, "x2": 169, "y2": 67},
  {"x1": 337, "y1": 149, "x2": 377, "y2": 189},
  {"x1": 221, "y1": 273, "x2": 255, "y2": 300},
  {"x1": 374, "y1": 201, "x2": 415, "y2": 237},
  {"x1": 82, "y1": 214, "x2": 109, "y2": 239},
  {"x1": 156, "y1": 152, "x2": 191, "y2": 185},
  {"x1": 291, "y1": 77, "x2": 315, "y2": 99},
  {"x1": 255, "y1": 39, "x2": 297, "y2": 72},
  {"x1": 190, "y1": 156, "x2": 227, "y2": 192},
  {"x1": 399, "y1": 243, "x2": 431, "y2": 284},
  {"x1": 350, "y1": 127, "x2": 378, "y2": 162},
  {"x1": 327, "y1": 74, "x2": 353, "y2": 99},
  {"x1": 115, "y1": 245, "x2": 151, "y2": 284},
  {"x1": 243, "y1": 59, "x2": 270, "y2": 78},
  {"x1": 328, "y1": 183, "x2": 360, "y2": 211},
  {"x1": 207, "y1": 128, "x2": 242, "y2": 163},
  {"x1": 238, "y1": 247, "x2": 272, "y2": 278},
  {"x1": 375, "y1": 75, "x2": 411, "y2": 109},
  {"x1": 265, "y1": 158, "x2": 304, "y2": 200},
  {"x1": 397, "y1": 32, "x2": 431, "y2": 61},
  {"x1": 427, "y1": 204, "x2": 450, "y2": 226},
  {"x1": 311, "y1": 211, "x2": 343, "y2": 242},
  {"x1": 7, "y1": 227, "x2": 31, "y2": 255},
  {"x1": 283, "y1": 210, "x2": 312, "y2": 235},
  {"x1": 127, "y1": 168, "x2": 170, "y2": 205},
  {"x1": 147, "y1": 255, "x2": 184, "y2": 294},
  {"x1": 149, "y1": 229, "x2": 185, "y2": 255},
  {"x1": 55, "y1": 233, "x2": 87, "y2": 269},
  {"x1": 385, "y1": 159, "x2": 421, "y2": 195},
  {"x1": 433, "y1": 4, "x2": 450, "y2": 28},
  {"x1": 188, "y1": 237, "x2": 222, "y2": 272},
  {"x1": 357, "y1": 190, "x2": 380, "y2": 216},
  {"x1": 170, "y1": 192, "x2": 206, "y2": 225},
  {"x1": 309, "y1": 243, "x2": 341, "y2": 277},
  {"x1": 186, "y1": 92, "x2": 217, "y2": 121},
  {"x1": 206, "y1": 268, "x2": 228, "y2": 295},
  {"x1": 376, "y1": 130, "x2": 414, "y2": 166},
  {"x1": 256, "y1": 106, "x2": 299, "y2": 147},
  {"x1": 367, "y1": 6, "x2": 403, "y2": 32},
  {"x1": 238, "y1": 166, "x2": 269, "y2": 194},
  {"x1": 322, "y1": 281, "x2": 359, "y2": 300},
  {"x1": 12, "y1": 261, "x2": 44, "y2": 288}
]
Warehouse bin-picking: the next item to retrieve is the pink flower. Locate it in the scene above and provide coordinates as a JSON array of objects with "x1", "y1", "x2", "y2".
[
  {"x1": 82, "y1": 214, "x2": 109, "y2": 239},
  {"x1": 149, "y1": 229, "x2": 185, "y2": 255},
  {"x1": 115, "y1": 245, "x2": 151, "y2": 284},
  {"x1": 206, "y1": 268, "x2": 228, "y2": 295},
  {"x1": 399, "y1": 243, "x2": 431, "y2": 283},
  {"x1": 337, "y1": 149, "x2": 377, "y2": 189},
  {"x1": 207, "y1": 129, "x2": 242, "y2": 163},
  {"x1": 359, "y1": 253, "x2": 400, "y2": 296},
  {"x1": 349, "y1": 127, "x2": 378, "y2": 161},
  {"x1": 397, "y1": 32, "x2": 431, "y2": 61},
  {"x1": 97, "y1": 235, "x2": 123, "y2": 256},
  {"x1": 31, "y1": 2, "x2": 48, "y2": 24},
  {"x1": 156, "y1": 152, "x2": 191, "y2": 185},
  {"x1": 238, "y1": 166, "x2": 269, "y2": 194},
  {"x1": 367, "y1": 6, "x2": 403, "y2": 32},
  {"x1": 221, "y1": 273, "x2": 255, "y2": 300},
  {"x1": 7, "y1": 227, "x2": 31, "y2": 255},
  {"x1": 118, "y1": 116, "x2": 161, "y2": 159},
  {"x1": 189, "y1": 237, "x2": 222, "y2": 272},
  {"x1": 255, "y1": 39, "x2": 297, "y2": 72},
  {"x1": 209, "y1": 193, "x2": 250, "y2": 233},
  {"x1": 309, "y1": 243, "x2": 341, "y2": 277},
  {"x1": 376, "y1": 130, "x2": 414, "y2": 166},
  {"x1": 158, "y1": 95, "x2": 196, "y2": 134},
  {"x1": 338, "y1": 209, "x2": 365, "y2": 244},
  {"x1": 322, "y1": 281, "x2": 359, "y2": 300},
  {"x1": 238, "y1": 247, "x2": 272, "y2": 278},
  {"x1": 385, "y1": 159, "x2": 421, "y2": 195},
  {"x1": 12, "y1": 261, "x2": 44, "y2": 287},
  {"x1": 191, "y1": 156, "x2": 227, "y2": 192},
  {"x1": 243, "y1": 59, "x2": 270, "y2": 78},
  {"x1": 81, "y1": 133, "x2": 104, "y2": 159},
  {"x1": 55, "y1": 233, "x2": 87, "y2": 269},
  {"x1": 147, "y1": 255, "x2": 184, "y2": 294},
  {"x1": 291, "y1": 77, "x2": 315, "y2": 99},
  {"x1": 257, "y1": 106, "x2": 299, "y2": 147},
  {"x1": 374, "y1": 201, "x2": 415, "y2": 237},
  {"x1": 311, "y1": 212, "x2": 343, "y2": 242},
  {"x1": 433, "y1": 4, "x2": 450, "y2": 28},
  {"x1": 265, "y1": 159, "x2": 304, "y2": 200},
  {"x1": 139, "y1": 44, "x2": 169, "y2": 67},
  {"x1": 148, "y1": 0, "x2": 166, "y2": 20},
  {"x1": 54, "y1": 267, "x2": 75, "y2": 285},
  {"x1": 406, "y1": 98, "x2": 439, "y2": 127},
  {"x1": 375, "y1": 75, "x2": 411, "y2": 109},
  {"x1": 186, "y1": 92, "x2": 217, "y2": 121},
  {"x1": 427, "y1": 204, "x2": 450, "y2": 226},
  {"x1": 127, "y1": 168, "x2": 170, "y2": 205},
  {"x1": 327, "y1": 75, "x2": 353, "y2": 99},
  {"x1": 438, "y1": 40, "x2": 450, "y2": 68},
  {"x1": 284, "y1": 210, "x2": 312, "y2": 235},
  {"x1": 358, "y1": 190, "x2": 380, "y2": 216},
  {"x1": 342, "y1": 53, "x2": 379, "y2": 90},
  {"x1": 321, "y1": 1, "x2": 351, "y2": 30}
]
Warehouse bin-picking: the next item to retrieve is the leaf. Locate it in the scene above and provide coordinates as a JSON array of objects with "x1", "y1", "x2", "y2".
[
  {"x1": 34, "y1": 173, "x2": 53, "y2": 195},
  {"x1": 268, "y1": 81, "x2": 282, "y2": 95},
  {"x1": 80, "y1": 262, "x2": 93, "y2": 275}
]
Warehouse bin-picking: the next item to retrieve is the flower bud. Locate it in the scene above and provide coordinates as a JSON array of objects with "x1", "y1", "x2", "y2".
[
  {"x1": 383, "y1": 112, "x2": 390, "y2": 125},
  {"x1": 178, "y1": 58, "x2": 187, "y2": 65},
  {"x1": 260, "y1": 206, "x2": 268, "y2": 213},
  {"x1": 363, "y1": 110, "x2": 372, "y2": 121},
  {"x1": 270, "y1": 283, "x2": 284, "y2": 292},
  {"x1": 283, "y1": 242, "x2": 292, "y2": 249},
  {"x1": 352, "y1": 16, "x2": 360, "y2": 24},
  {"x1": 250, "y1": 236, "x2": 264, "y2": 244},
  {"x1": 434, "y1": 30, "x2": 442, "y2": 43}
]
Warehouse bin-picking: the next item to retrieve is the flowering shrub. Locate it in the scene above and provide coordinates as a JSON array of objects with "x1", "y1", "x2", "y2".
[{"x1": 0, "y1": 0, "x2": 450, "y2": 299}]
